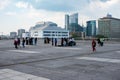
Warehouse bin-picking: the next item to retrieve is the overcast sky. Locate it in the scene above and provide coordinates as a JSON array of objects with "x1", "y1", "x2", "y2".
[{"x1": 0, "y1": 0, "x2": 120, "y2": 35}]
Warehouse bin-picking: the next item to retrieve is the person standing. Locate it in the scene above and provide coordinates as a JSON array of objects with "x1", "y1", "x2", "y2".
[
  {"x1": 17, "y1": 38, "x2": 21, "y2": 48},
  {"x1": 26, "y1": 37, "x2": 29, "y2": 45},
  {"x1": 100, "y1": 38, "x2": 104, "y2": 46},
  {"x1": 14, "y1": 38, "x2": 18, "y2": 49},
  {"x1": 35, "y1": 38, "x2": 37, "y2": 45},
  {"x1": 22, "y1": 38, "x2": 25, "y2": 48},
  {"x1": 55, "y1": 38, "x2": 57, "y2": 46},
  {"x1": 51, "y1": 38, "x2": 54, "y2": 46},
  {"x1": 61, "y1": 38, "x2": 64, "y2": 46},
  {"x1": 92, "y1": 39, "x2": 96, "y2": 52},
  {"x1": 32, "y1": 38, "x2": 35, "y2": 45}
]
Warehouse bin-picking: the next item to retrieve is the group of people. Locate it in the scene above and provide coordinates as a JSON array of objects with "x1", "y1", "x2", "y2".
[
  {"x1": 61, "y1": 38, "x2": 68, "y2": 46},
  {"x1": 44, "y1": 37, "x2": 76, "y2": 47},
  {"x1": 51, "y1": 38, "x2": 76, "y2": 47},
  {"x1": 92, "y1": 38, "x2": 104, "y2": 52},
  {"x1": 61, "y1": 38, "x2": 76, "y2": 46},
  {"x1": 14, "y1": 37, "x2": 37, "y2": 49},
  {"x1": 14, "y1": 37, "x2": 104, "y2": 52},
  {"x1": 51, "y1": 38, "x2": 58, "y2": 46}
]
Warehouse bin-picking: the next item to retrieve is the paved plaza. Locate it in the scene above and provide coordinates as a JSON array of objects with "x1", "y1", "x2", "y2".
[{"x1": 0, "y1": 39, "x2": 120, "y2": 80}]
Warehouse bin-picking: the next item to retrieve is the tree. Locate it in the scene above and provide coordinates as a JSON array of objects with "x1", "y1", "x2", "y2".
[{"x1": 95, "y1": 34, "x2": 107, "y2": 38}]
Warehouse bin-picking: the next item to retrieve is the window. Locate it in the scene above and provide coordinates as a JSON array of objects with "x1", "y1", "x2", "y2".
[
  {"x1": 52, "y1": 34, "x2": 55, "y2": 36},
  {"x1": 43, "y1": 34, "x2": 51, "y2": 36},
  {"x1": 43, "y1": 31, "x2": 51, "y2": 33},
  {"x1": 62, "y1": 32, "x2": 67, "y2": 33}
]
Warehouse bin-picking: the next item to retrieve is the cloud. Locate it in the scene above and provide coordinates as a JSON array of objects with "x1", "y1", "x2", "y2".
[
  {"x1": 17, "y1": 0, "x2": 90, "y2": 12},
  {"x1": 15, "y1": 1, "x2": 30, "y2": 9},
  {"x1": 80, "y1": 0, "x2": 119, "y2": 18},
  {"x1": 13, "y1": 0, "x2": 118, "y2": 13},
  {"x1": 22, "y1": 7, "x2": 66, "y2": 27},
  {"x1": 0, "y1": 0, "x2": 10, "y2": 10},
  {"x1": 5, "y1": 12, "x2": 17, "y2": 16},
  {"x1": 8, "y1": 0, "x2": 119, "y2": 27},
  {"x1": 86, "y1": 0, "x2": 117, "y2": 11},
  {"x1": 1, "y1": 0, "x2": 120, "y2": 35},
  {"x1": 100, "y1": 0, "x2": 111, "y2": 2}
]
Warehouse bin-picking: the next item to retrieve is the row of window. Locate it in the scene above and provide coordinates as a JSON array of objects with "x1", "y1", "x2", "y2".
[
  {"x1": 43, "y1": 31, "x2": 68, "y2": 34},
  {"x1": 43, "y1": 34, "x2": 68, "y2": 36},
  {"x1": 33, "y1": 33, "x2": 68, "y2": 37},
  {"x1": 33, "y1": 31, "x2": 68, "y2": 37}
]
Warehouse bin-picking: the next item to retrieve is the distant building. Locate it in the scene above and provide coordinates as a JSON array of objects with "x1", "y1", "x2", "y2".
[
  {"x1": 65, "y1": 13, "x2": 83, "y2": 34},
  {"x1": 29, "y1": 21, "x2": 69, "y2": 38},
  {"x1": 18, "y1": 29, "x2": 25, "y2": 38},
  {"x1": 86, "y1": 20, "x2": 96, "y2": 37},
  {"x1": 69, "y1": 13, "x2": 78, "y2": 24},
  {"x1": 65, "y1": 14, "x2": 69, "y2": 30},
  {"x1": 98, "y1": 14, "x2": 120, "y2": 38},
  {"x1": 10, "y1": 32, "x2": 17, "y2": 39},
  {"x1": 22, "y1": 32, "x2": 30, "y2": 38}
]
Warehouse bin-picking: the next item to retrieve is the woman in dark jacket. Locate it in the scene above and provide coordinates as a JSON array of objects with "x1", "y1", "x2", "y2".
[
  {"x1": 92, "y1": 39, "x2": 96, "y2": 52},
  {"x1": 14, "y1": 38, "x2": 18, "y2": 49}
]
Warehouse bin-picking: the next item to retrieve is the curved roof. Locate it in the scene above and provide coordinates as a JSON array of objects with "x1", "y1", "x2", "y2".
[{"x1": 30, "y1": 21, "x2": 66, "y2": 31}]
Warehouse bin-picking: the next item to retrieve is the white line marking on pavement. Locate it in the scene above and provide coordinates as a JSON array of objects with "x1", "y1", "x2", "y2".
[
  {"x1": 116, "y1": 51, "x2": 120, "y2": 53},
  {"x1": 54, "y1": 47, "x2": 82, "y2": 50},
  {"x1": 8, "y1": 50, "x2": 40, "y2": 53},
  {"x1": 0, "y1": 69, "x2": 50, "y2": 80},
  {"x1": 76, "y1": 57, "x2": 120, "y2": 63}
]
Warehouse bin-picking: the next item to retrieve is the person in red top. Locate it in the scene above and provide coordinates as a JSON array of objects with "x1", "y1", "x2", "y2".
[
  {"x1": 92, "y1": 39, "x2": 96, "y2": 52},
  {"x1": 14, "y1": 38, "x2": 18, "y2": 49}
]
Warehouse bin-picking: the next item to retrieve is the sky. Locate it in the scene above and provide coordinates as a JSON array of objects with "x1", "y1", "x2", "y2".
[{"x1": 0, "y1": 0, "x2": 120, "y2": 35}]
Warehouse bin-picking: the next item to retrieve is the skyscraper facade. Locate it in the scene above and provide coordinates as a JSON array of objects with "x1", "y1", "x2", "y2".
[
  {"x1": 18, "y1": 29, "x2": 25, "y2": 38},
  {"x1": 98, "y1": 14, "x2": 120, "y2": 38},
  {"x1": 69, "y1": 13, "x2": 78, "y2": 24},
  {"x1": 65, "y1": 13, "x2": 83, "y2": 32},
  {"x1": 65, "y1": 14, "x2": 69, "y2": 30},
  {"x1": 86, "y1": 20, "x2": 96, "y2": 37}
]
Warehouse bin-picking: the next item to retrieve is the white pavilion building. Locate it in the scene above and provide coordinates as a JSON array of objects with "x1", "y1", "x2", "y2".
[{"x1": 29, "y1": 21, "x2": 69, "y2": 38}]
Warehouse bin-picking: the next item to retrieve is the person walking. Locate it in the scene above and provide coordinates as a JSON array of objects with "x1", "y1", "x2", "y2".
[{"x1": 92, "y1": 39, "x2": 96, "y2": 52}]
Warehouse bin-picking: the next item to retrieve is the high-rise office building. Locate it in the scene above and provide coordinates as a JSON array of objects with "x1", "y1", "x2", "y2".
[
  {"x1": 65, "y1": 13, "x2": 83, "y2": 32},
  {"x1": 65, "y1": 14, "x2": 69, "y2": 30},
  {"x1": 18, "y1": 29, "x2": 25, "y2": 38},
  {"x1": 69, "y1": 13, "x2": 78, "y2": 24},
  {"x1": 86, "y1": 20, "x2": 96, "y2": 37},
  {"x1": 98, "y1": 14, "x2": 120, "y2": 38}
]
